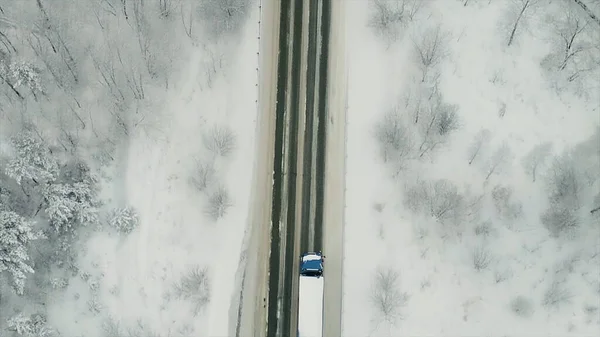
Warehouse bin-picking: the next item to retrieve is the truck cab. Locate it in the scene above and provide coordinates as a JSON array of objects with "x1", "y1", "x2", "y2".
[{"x1": 300, "y1": 252, "x2": 324, "y2": 277}]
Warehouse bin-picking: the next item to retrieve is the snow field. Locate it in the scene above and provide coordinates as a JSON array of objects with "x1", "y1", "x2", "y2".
[
  {"x1": 344, "y1": 0, "x2": 599, "y2": 336},
  {"x1": 44, "y1": 7, "x2": 260, "y2": 337}
]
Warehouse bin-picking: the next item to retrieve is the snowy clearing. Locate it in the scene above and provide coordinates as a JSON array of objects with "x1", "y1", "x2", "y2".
[
  {"x1": 0, "y1": 1, "x2": 259, "y2": 336},
  {"x1": 344, "y1": 0, "x2": 600, "y2": 336}
]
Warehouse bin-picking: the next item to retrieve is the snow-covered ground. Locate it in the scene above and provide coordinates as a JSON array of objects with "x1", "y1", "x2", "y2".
[
  {"x1": 344, "y1": 0, "x2": 600, "y2": 336},
  {"x1": 42, "y1": 7, "x2": 260, "y2": 337}
]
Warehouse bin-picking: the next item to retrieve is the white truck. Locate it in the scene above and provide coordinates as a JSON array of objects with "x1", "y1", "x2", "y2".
[{"x1": 297, "y1": 252, "x2": 324, "y2": 337}]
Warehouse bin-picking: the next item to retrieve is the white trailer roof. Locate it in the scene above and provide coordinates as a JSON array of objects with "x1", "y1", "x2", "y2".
[{"x1": 297, "y1": 276, "x2": 324, "y2": 337}]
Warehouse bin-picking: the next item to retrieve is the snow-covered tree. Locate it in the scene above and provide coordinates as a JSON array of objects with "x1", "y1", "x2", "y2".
[
  {"x1": 108, "y1": 206, "x2": 140, "y2": 234},
  {"x1": 5, "y1": 61, "x2": 43, "y2": 94},
  {"x1": 5, "y1": 132, "x2": 59, "y2": 186},
  {"x1": 7, "y1": 313, "x2": 57, "y2": 337},
  {"x1": 42, "y1": 181, "x2": 99, "y2": 234},
  {"x1": 0, "y1": 210, "x2": 44, "y2": 295}
]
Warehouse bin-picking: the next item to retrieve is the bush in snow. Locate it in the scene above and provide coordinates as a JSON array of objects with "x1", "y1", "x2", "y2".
[
  {"x1": 483, "y1": 142, "x2": 513, "y2": 182},
  {"x1": 189, "y1": 159, "x2": 216, "y2": 192},
  {"x1": 545, "y1": 154, "x2": 583, "y2": 210},
  {"x1": 472, "y1": 245, "x2": 493, "y2": 271},
  {"x1": 368, "y1": 0, "x2": 422, "y2": 44},
  {"x1": 521, "y1": 142, "x2": 553, "y2": 182},
  {"x1": 415, "y1": 90, "x2": 460, "y2": 158},
  {"x1": 197, "y1": 0, "x2": 251, "y2": 39},
  {"x1": 173, "y1": 266, "x2": 211, "y2": 315},
  {"x1": 412, "y1": 24, "x2": 449, "y2": 82},
  {"x1": 101, "y1": 316, "x2": 125, "y2": 337},
  {"x1": 542, "y1": 280, "x2": 572, "y2": 308},
  {"x1": 370, "y1": 266, "x2": 410, "y2": 326},
  {"x1": 6, "y1": 313, "x2": 57, "y2": 337},
  {"x1": 540, "y1": 206, "x2": 580, "y2": 238},
  {"x1": 203, "y1": 125, "x2": 236, "y2": 158},
  {"x1": 510, "y1": 295, "x2": 535, "y2": 318},
  {"x1": 108, "y1": 207, "x2": 140, "y2": 234},
  {"x1": 404, "y1": 179, "x2": 465, "y2": 226},
  {"x1": 491, "y1": 185, "x2": 523, "y2": 221},
  {"x1": 204, "y1": 184, "x2": 232, "y2": 221},
  {"x1": 374, "y1": 109, "x2": 414, "y2": 167},
  {"x1": 0, "y1": 210, "x2": 44, "y2": 295},
  {"x1": 466, "y1": 129, "x2": 492, "y2": 165},
  {"x1": 474, "y1": 221, "x2": 494, "y2": 238}
]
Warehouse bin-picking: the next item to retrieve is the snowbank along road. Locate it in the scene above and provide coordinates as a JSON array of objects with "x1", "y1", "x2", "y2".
[{"x1": 235, "y1": 0, "x2": 281, "y2": 336}]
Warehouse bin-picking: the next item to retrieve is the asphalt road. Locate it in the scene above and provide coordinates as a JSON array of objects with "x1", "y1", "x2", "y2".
[{"x1": 236, "y1": 0, "x2": 347, "y2": 336}]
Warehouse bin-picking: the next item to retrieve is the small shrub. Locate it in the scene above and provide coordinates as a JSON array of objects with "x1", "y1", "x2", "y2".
[
  {"x1": 189, "y1": 160, "x2": 215, "y2": 192},
  {"x1": 102, "y1": 316, "x2": 124, "y2": 337},
  {"x1": 203, "y1": 125, "x2": 236, "y2": 157},
  {"x1": 370, "y1": 266, "x2": 410, "y2": 326},
  {"x1": 472, "y1": 245, "x2": 493, "y2": 271},
  {"x1": 494, "y1": 268, "x2": 513, "y2": 283},
  {"x1": 204, "y1": 185, "x2": 232, "y2": 220},
  {"x1": 436, "y1": 103, "x2": 460, "y2": 136},
  {"x1": 7, "y1": 313, "x2": 57, "y2": 337},
  {"x1": 173, "y1": 266, "x2": 211, "y2": 315},
  {"x1": 88, "y1": 297, "x2": 103, "y2": 315},
  {"x1": 510, "y1": 295, "x2": 534, "y2": 318},
  {"x1": 540, "y1": 206, "x2": 579, "y2": 238},
  {"x1": 542, "y1": 281, "x2": 572, "y2": 308},
  {"x1": 108, "y1": 207, "x2": 140, "y2": 234},
  {"x1": 474, "y1": 221, "x2": 493, "y2": 237},
  {"x1": 491, "y1": 185, "x2": 523, "y2": 220},
  {"x1": 374, "y1": 110, "x2": 414, "y2": 166}
]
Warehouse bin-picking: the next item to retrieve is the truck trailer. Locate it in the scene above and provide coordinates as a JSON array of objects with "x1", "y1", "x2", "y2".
[{"x1": 297, "y1": 252, "x2": 324, "y2": 337}]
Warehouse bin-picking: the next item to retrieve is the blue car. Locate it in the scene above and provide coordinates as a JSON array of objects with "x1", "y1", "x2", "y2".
[{"x1": 300, "y1": 251, "x2": 324, "y2": 277}]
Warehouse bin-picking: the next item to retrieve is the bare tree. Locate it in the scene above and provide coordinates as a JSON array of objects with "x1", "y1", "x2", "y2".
[
  {"x1": 510, "y1": 295, "x2": 535, "y2": 317},
  {"x1": 540, "y1": 206, "x2": 580, "y2": 238},
  {"x1": 506, "y1": 0, "x2": 538, "y2": 46},
  {"x1": 412, "y1": 24, "x2": 448, "y2": 82},
  {"x1": 545, "y1": 154, "x2": 583, "y2": 209},
  {"x1": 203, "y1": 124, "x2": 236, "y2": 157},
  {"x1": 472, "y1": 245, "x2": 493, "y2": 271},
  {"x1": 491, "y1": 184, "x2": 523, "y2": 221},
  {"x1": 404, "y1": 0, "x2": 424, "y2": 21},
  {"x1": 572, "y1": 0, "x2": 600, "y2": 27},
  {"x1": 484, "y1": 142, "x2": 513, "y2": 181},
  {"x1": 196, "y1": 0, "x2": 251, "y2": 39},
  {"x1": 467, "y1": 129, "x2": 492, "y2": 165},
  {"x1": 374, "y1": 108, "x2": 414, "y2": 166},
  {"x1": 204, "y1": 184, "x2": 232, "y2": 221},
  {"x1": 370, "y1": 266, "x2": 410, "y2": 327},
  {"x1": 405, "y1": 179, "x2": 466, "y2": 226},
  {"x1": 172, "y1": 266, "x2": 211, "y2": 315},
  {"x1": 189, "y1": 159, "x2": 216, "y2": 192},
  {"x1": 416, "y1": 90, "x2": 460, "y2": 158},
  {"x1": 554, "y1": 5, "x2": 589, "y2": 71},
  {"x1": 521, "y1": 142, "x2": 553, "y2": 182},
  {"x1": 542, "y1": 280, "x2": 572, "y2": 308},
  {"x1": 368, "y1": 0, "x2": 406, "y2": 45}
]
